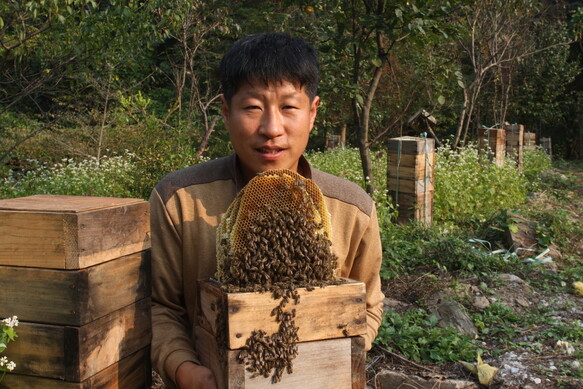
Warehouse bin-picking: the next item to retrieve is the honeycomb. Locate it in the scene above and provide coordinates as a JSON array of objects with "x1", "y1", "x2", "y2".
[
  {"x1": 216, "y1": 168, "x2": 335, "y2": 287},
  {"x1": 214, "y1": 169, "x2": 339, "y2": 383}
]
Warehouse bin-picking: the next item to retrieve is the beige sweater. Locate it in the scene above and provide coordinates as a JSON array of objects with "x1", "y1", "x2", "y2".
[{"x1": 150, "y1": 154, "x2": 384, "y2": 387}]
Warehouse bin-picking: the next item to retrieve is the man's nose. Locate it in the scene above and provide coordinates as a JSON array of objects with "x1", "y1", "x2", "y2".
[{"x1": 258, "y1": 109, "x2": 284, "y2": 138}]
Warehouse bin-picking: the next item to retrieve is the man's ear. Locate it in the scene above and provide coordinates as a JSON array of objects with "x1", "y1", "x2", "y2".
[{"x1": 309, "y1": 96, "x2": 320, "y2": 130}]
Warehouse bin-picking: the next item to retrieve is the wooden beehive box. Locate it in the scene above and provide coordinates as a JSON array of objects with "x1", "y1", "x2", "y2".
[
  {"x1": 504, "y1": 124, "x2": 524, "y2": 168},
  {"x1": 478, "y1": 128, "x2": 506, "y2": 167},
  {"x1": 0, "y1": 195, "x2": 152, "y2": 388},
  {"x1": 541, "y1": 137, "x2": 552, "y2": 158},
  {"x1": 524, "y1": 132, "x2": 537, "y2": 150},
  {"x1": 196, "y1": 279, "x2": 367, "y2": 389},
  {"x1": 387, "y1": 136, "x2": 435, "y2": 225}
]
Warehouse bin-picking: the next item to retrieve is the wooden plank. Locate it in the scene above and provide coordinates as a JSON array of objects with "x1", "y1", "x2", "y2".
[
  {"x1": 351, "y1": 337, "x2": 366, "y2": 389},
  {"x1": 0, "y1": 198, "x2": 150, "y2": 269},
  {"x1": 0, "y1": 347, "x2": 151, "y2": 389},
  {"x1": 0, "y1": 251, "x2": 151, "y2": 325},
  {"x1": 0, "y1": 212, "x2": 67, "y2": 268},
  {"x1": 196, "y1": 326, "x2": 354, "y2": 389},
  {"x1": 387, "y1": 137, "x2": 435, "y2": 155},
  {"x1": 199, "y1": 280, "x2": 367, "y2": 350},
  {"x1": 387, "y1": 178, "x2": 433, "y2": 194},
  {"x1": 74, "y1": 204, "x2": 151, "y2": 268},
  {"x1": 387, "y1": 152, "x2": 434, "y2": 169},
  {"x1": 0, "y1": 194, "x2": 143, "y2": 213},
  {"x1": 7, "y1": 299, "x2": 151, "y2": 381},
  {"x1": 234, "y1": 338, "x2": 352, "y2": 389},
  {"x1": 387, "y1": 164, "x2": 433, "y2": 181}
]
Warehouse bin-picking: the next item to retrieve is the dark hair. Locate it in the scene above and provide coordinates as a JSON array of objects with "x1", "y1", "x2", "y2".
[{"x1": 220, "y1": 33, "x2": 320, "y2": 103}]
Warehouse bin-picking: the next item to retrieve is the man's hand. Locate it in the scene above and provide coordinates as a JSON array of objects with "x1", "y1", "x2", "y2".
[{"x1": 175, "y1": 362, "x2": 217, "y2": 389}]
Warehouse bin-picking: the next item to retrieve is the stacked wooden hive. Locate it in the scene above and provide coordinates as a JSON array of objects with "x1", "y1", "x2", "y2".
[
  {"x1": 197, "y1": 170, "x2": 367, "y2": 389},
  {"x1": 504, "y1": 124, "x2": 524, "y2": 168},
  {"x1": 478, "y1": 128, "x2": 506, "y2": 167},
  {"x1": 195, "y1": 280, "x2": 367, "y2": 389},
  {"x1": 540, "y1": 137, "x2": 552, "y2": 158},
  {"x1": 0, "y1": 195, "x2": 151, "y2": 389},
  {"x1": 524, "y1": 132, "x2": 537, "y2": 150},
  {"x1": 387, "y1": 136, "x2": 435, "y2": 225}
]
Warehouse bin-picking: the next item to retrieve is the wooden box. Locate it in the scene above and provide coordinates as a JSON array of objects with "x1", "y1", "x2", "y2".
[
  {"x1": 478, "y1": 128, "x2": 506, "y2": 167},
  {"x1": 196, "y1": 280, "x2": 367, "y2": 389},
  {"x1": 541, "y1": 137, "x2": 552, "y2": 158},
  {"x1": 0, "y1": 195, "x2": 151, "y2": 269},
  {"x1": 504, "y1": 124, "x2": 524, "y2": 168},
  {"x1": 387, "y1": 137, "x2": 435, "y2": 224},
  {"x1": 0, "y1": 195, "x2": 152, "y2": 388},
  {"x1": 524, "y1": 132, "x2": 537, "y2": 150},
  {"x1": 0, "y1": 251, "x2": 150, "y2": 326}
]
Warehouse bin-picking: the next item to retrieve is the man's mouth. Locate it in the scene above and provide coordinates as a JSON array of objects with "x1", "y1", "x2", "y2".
[{"x1": 258, "y1": 148, "x2": 284, "y2": 154}]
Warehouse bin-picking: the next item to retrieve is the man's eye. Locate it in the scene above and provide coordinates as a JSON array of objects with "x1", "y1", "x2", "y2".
[
  {"x1": 244, "y1": 105, "x2": 260, "y2": 110},
  {"x1": 283, "y1": 105, "x2": 298, "y2": 110}
]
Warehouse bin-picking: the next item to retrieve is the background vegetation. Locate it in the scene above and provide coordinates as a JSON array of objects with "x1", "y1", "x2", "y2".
[{"x1": 1, "y1": 1, "x2": 582, "y2": 386}]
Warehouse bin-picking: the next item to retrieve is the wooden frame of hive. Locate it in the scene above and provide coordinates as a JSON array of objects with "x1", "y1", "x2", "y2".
[
  {"x1": 195, "y1": 279, "x2": 367, "y2": 389},
  {"x1": 387, "y1": 136, "x2": 435, "y2": 225},
  {"x1": 0, "y1": 195, "x2": 152, "y2": 389},
  {"x1": 478, "y1": 128, "x2": 506, "y2": 167}
]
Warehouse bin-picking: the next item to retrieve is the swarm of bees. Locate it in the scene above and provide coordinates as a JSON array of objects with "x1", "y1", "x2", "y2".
[{"x1": 215, "y1": 169, "x2": 339, "y2": 383}]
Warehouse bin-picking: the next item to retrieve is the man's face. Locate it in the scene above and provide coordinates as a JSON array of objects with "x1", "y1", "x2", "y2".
[{"x1": 222, "y1": 80, "x2": 320, "y2": 180}]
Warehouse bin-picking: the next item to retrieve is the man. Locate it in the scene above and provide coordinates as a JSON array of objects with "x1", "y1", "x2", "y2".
[{"x1": 150, "y1": 32, "x2": 384, "y2": 389}]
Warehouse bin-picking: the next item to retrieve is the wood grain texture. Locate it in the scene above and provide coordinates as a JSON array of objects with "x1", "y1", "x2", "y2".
[
  {"x1": 351, "y1": 336, "x2": 366, "y2": 389},
  {"x1": 387, "y1": 137, "x2": 435, "y2": 155},
  {"x1": 387, "y1": 152, "x2": 435, "y2": 169},
  {"x1": 0, "y1": 251, "x2": 151, "y2": 325},
  {"x1": 0, "y1": 197, "x2": 150, "y2": 269},
  {"x1": 195, "y1": 326, "x2": 356, "y2": 389},
  {"x1": 199, "y1": 279, "x2": 367, "y2": 349},
  {"x1": 0, "y1": 347, "x2": 151, "y2": 389},
  {"x1": 0, "y1": 195, "x2": 143, "y2": 212},
  {"x1": 387, "y1": 177, "x2": 434, "y2": 194},
  {"x1": 8, "y1": 299, "x2": 151, "y2": 381}
]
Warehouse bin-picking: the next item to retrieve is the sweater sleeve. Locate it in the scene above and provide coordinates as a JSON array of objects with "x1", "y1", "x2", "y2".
[
  {"x1": 150, "y1": 188, "x2": 199, "y2": 388},
  {"x1": 348, "y1": 204, "x2": 385, "y2": 350}
]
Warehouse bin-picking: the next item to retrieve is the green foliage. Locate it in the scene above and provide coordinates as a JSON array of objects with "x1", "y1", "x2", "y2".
[
  {"x1": 305, "y1": 147, "x2": 387, "y2": 196},
  {"x1": 0, "y1": 316, "x2": 18, "y2": 381},
  {"x1": 379, "y1": 223, "x2": 516, "y2": 280},
  {"x1": 472, "y1": 302, "x2": 520, "y2": 341},
  {"x1": 433, "y1": 143, "x2": 528, "y2": 228},
  {"x1": 375, "y1": 308, "x2": 479, "y2": 363},
  {"x1": 0, "y1": 153, "x2": 136, "y2": 199},
  {"x1": 522, "y1": 147, "x2": 552, "y2": 189}
]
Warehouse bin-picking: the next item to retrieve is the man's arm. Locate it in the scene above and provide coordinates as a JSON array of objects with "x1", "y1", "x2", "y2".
[
  {"x1": 150, "y1": 188, "x2": 203, "y2": 387},
  {"x1": 348, "y1": 204, "x2": 385, "y2": 350}
]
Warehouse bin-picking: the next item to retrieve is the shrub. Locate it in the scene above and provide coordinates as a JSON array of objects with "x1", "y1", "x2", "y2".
[
  {"x1": 433, "y1": 143, "x2": 528, "y2": 229},
  {"x1": 522, "y1": 147, "x2": 552, "y2": 190},
  {"x1": 375, "y1": 308, "x2": 479, "y2": 363},
  {"x1": 0, "y1": 152, "x2": 136, "y2": 199}
]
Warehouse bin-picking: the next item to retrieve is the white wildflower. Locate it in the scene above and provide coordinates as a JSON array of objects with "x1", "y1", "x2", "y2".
[
  {"x1": 6, "y1": 361, "x2": 15, "y2": 371},
  {"x1": 2, "y1": 316, "x2": 18, "y2": 328}
]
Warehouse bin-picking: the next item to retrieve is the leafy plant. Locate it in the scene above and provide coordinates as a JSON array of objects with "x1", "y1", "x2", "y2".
[
  {"x1": 0, "y1": 316, "x2": 18, "y2": 382},
  {"x1": 0, "y1": 152, "x2": 136, "y2": 199},
  {"x1": 433, "y1": 143, "x2": 528, "y2": 229},
  {"x1": 375, "y1": 308, "x2": 479, "y2": 363}
]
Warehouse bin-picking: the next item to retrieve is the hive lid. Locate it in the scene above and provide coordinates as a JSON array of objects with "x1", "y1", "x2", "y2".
[{"x1": 0, "y1": 194, "x2": 144, "y2": 213}]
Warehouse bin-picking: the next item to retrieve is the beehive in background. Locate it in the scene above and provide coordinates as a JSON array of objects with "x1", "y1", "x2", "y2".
[
  {"x1": 387, "y1": 136, "x2": 435, "y2": 225},
  {"x1": 478, "y1": 128, "x2": 506, "y2": 167},
  {"x1": 504, "y1": 124, "x2": 524, "y2": 168},
  {"x1": 0, "y1": 195, "x2": 152, "y2": 389},
  {"x1": 524, "y1": 132, "x2": 537, "y2": 150},
  {"x1": 541, "y1": 137, "x2": 552, "y2": 158}
]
